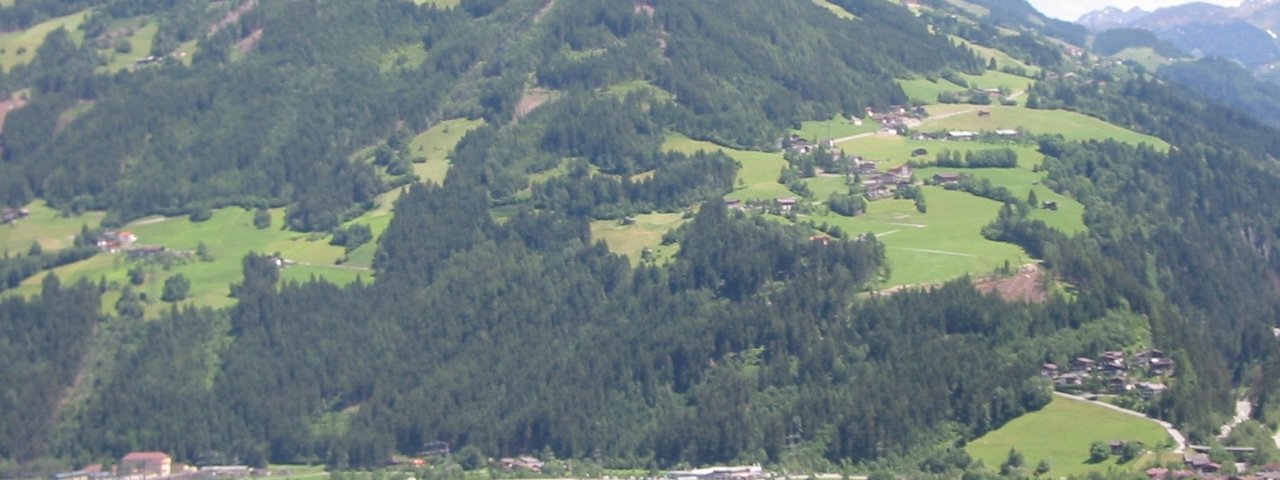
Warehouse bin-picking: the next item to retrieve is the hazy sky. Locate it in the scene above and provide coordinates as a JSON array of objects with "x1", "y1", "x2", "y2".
[{"x1": 1026, "y1": 0, "x2": 1242, "y2": 21}]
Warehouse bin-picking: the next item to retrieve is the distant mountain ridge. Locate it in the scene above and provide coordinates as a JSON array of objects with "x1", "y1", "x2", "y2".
[
  {"x1": 1076, "y1": 6, "x2": 1150, "y2": 31},
  {"x1": 1078, "y1": 0, "x2": 1280, "y2": 70}
]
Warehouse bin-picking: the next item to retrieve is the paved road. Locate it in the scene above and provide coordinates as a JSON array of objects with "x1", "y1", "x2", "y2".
[{"x1": 1054, "y1": 392, "x2": 1187, "y2": 453}]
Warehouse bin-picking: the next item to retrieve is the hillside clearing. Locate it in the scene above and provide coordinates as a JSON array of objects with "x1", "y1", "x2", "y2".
[
  {"x1": 922, "y1": 105, "x2": 1169, "y2": 149},
  {"x1": 6, "y1": 208, "x2": 361, "y2": 317},
  {"x1": 1, "y1": 202, "x2": 104, "y2": 253},
  {"x1": 805, "y1": 188, "x2": 1028, "y2": 287},
  {"x1": 590, "y1": 213, "x2": 686, "y2": 266},
  {"x1": 663, "y1": 133, "x2": 791, "y2": 201},
  {"x1": 408, "y1": 118, "x2": 486, "y2": 183},
  {"x1": 967, "y1": 395, "x2": 1173, "y2": 478},
  {"x1": 0, "y1": 10, "x2": 89, "y2": 70}
]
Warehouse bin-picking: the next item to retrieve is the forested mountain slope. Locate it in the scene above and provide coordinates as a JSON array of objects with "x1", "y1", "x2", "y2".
[{"x1": 5, "y1": 0, "x2": 1280, "y2": 478}]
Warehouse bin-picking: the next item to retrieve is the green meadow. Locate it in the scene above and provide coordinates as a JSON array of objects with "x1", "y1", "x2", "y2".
[
  {"x1": 899, "y1": 77, "x2": 967, "y2": 104},
  {"x1": 967, "y1": 395, "x2": 1173, "y2": 478},
  {"x1": 590, "y1": 213, "x2": 686, "y2": 266},
  {"x1": 808, "y1": 187, "x2": 1029, "y2": 287},
  {"x1": 663, "y1": 133, "x2": 792, "y2": 201},
  {"x1": 917, "y1": 167, "x2": 1086, "y2": 234},
  {"x1": 923, "y1": 105, "x2": 1169, "y2": 149},
  {"x1": 0, "y1": 9, "x2": 89, "y2": 70},
  {"x1": 341, "y1": 118, "x2": 486, "y2": 267},
  {"x1": 1, "y1": 202, "x2": 104, "y2": 253},
  {"x1": 97, "y1": 20, "x2": 159, "y2": 73},
  {"x1": 1112, "y1": 47, "x2": 1170, "y2": 72},
  {"x1": 606, "y1": 80, "x2": 675, "y2": 101},
  {"x1": 836, "y1": 135, "x2": 1044, "y2": 168},
  {"x1": 812, "y1": 0, "x2": 856, "y2": 20},
  {"x1": 791, "y1": 114, "x2": 879, "y2": 142},
  {"x1": 960, "y1": 69, "x2": 1035, "y2": 93},
  {"x1": 414, "y1": 0, "x2": 461, "y2": 8},
  {"x1": 7, "y1": 208, "x2": 366, "y2": 316},
  {"x1": 408, "y1": 118, "x2": 486, "y2": 183},
  {"x1": 952, "y1": 36, "x2": 1038, "y2": 75}
]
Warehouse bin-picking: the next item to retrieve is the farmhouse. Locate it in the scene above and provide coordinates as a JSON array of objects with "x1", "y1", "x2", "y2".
[
  {"x1": 887, "y1": 165, "x2": 912, "y2": 183},
  {"x1": 995, "y1": 129, "x2": 1019, "y2": 137},
  {"x1": 947, "y1": 131, "x2": 976, "y2": 140},
  {"x1": 1150, "y1": 357, "x2": 1176, "y2": 375},
  {"x1": 776, "y1": 197, "x2": 798, "y2": 212},
  {"x1": 1041, "y1": 201, "x2": 1059, "y2": 211},
  {"x1": 1040, "y1": 363, "x2": 1059, "y2": 377},
  {"x1": 120, "y1": 452, "x2": 171, "y2": 477},
  {"x1": 1071, "y1": 357, "x2": 1095, "y2": 372},
  {"x1": 1136, "y1": 382, "x2": 1168, "y2": 399},
  {"x1": 866, "y1": 185, "x2": 892, "y2": 201},
  {"x1": 933, "y1": 173, "x2": 963, "y2": 185},
  {"x1": 97, "y1": 231, "x2": 139, "y2": 253},
  {"x1": 725, "y1": 199, "x2": 743, "y2": 210},
  {"x1": 1054, "y1": 372, "x2": 1087, "y2": 387},
  {"x1": 1, "y1": 207, "x2": 30, "y2": 224}
]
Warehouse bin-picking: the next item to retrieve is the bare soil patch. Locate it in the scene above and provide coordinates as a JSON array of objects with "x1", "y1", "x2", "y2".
[
  {"x1": 515, "y1": 88, "x2": 555, "y2": 120},
  {"x1": 234, "y1": 28, "x2": 264, "y2": 56},
  {"x1": 0, "y1": 96, "x2": 28, "y2": 133},
  {"x1": 974, "y1": 263, "x2": 1048, "y2": 303},
  {"x1": 210, "y1": 0, "x2": 258, "y2": 35}
]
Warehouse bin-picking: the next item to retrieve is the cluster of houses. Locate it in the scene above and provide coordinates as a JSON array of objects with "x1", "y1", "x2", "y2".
[
  {"x1": 96, "y1": 230, "x2": 139, "y2": 253},
  {"x1": 1145, "y1": 445, "x2": 1280, "y2": 479},
  {"x1": 864, "y1": 106, "x2": 924, "y2": 134},
  {"x1": 726, "y1": 197, "x2": 803, "y2": 216},
  {"x1": 2, "y1": 206, "x2": 30, "y2": 224},
  {"x1": 1043, "y1": 349, "x2": 1174, "y2": 398},
  {"x1": 52, "y1": 452, "x2": 254, "y2": 480}
]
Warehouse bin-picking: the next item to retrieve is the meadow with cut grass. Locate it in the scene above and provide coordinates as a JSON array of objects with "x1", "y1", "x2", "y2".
[
  {"x1": 0, "y1": 10, "x2": 89, "y2": 70},
  {"x1": 923, "y1": 105, "x2": 1169, "y2": 149},
  {"x1": 590, "y1": 213, "x2": 686, "y2": 265},
  {"x1": 1, "y1": 202, "x2": 103, "y2": 253},
  {"x1": 407, "y1": 118, "x2": 486, "y2": 183},
  {"x1": 791, "y1": 114, "x2": 879, "y2": 142},
  {"x1": 899, "y1": 77, "x2": 968, "y2": 104},
  {"x1": 663, "y1": 133, "x2": 791, "y2": 201},
  {"x1": 966, "y1": 395, "x2": 1173, "y2": 478},
  {"x1": 811, "y1": 0, "x2": 855, "y2": 20},
  {"x1": 96, "y1": 20, "x2": 158, "y2": 73},
  {"x1": 807, "y1": 187, "x2": 1029, "y2": 287},
  {"x1": 5, "y1": 208, "x2": 365, "y2": 316}
]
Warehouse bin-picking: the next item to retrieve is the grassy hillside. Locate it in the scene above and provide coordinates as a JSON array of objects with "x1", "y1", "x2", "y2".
[
  {"x1": 967, "y1": 395, "x2": 1173, "y2": 477},
  {"x1": 1, "y1": 202, "x2": 104, "y2": 253},
  {"x1": 407, "y1": 118, "x2": 486, "y2": 183},
  {"x1": 590, "y1": 213, "x2": 686, "y2": 266},
  {"x1": 96, "y1": 20, "x2": 159, "y2": 73},
  {"x1": 663, "y1": 133, "x2": 792, "y2": 201},
  {"x1": 808, "y1": 188, "x2": 1028, "y2": 287},
  {"x1": 923, "y1": 105, "x2": 1169, "y2": 148},
  {"x1": 6, "y1": 208, "x2": 365, "y2": 316},
  {"x1": 0, "y1": 9, "x2": 88, "y2": 70}
]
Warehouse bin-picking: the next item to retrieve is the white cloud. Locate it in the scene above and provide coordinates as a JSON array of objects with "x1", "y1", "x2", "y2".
[{"x1": 1026, "y1": 0, "x2": 1242, "y2": 21}]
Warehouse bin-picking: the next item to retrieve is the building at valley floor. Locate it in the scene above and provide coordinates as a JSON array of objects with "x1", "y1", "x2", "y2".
[{"x1": 51, "y1": 452, "x2": 254, "y2": 480}]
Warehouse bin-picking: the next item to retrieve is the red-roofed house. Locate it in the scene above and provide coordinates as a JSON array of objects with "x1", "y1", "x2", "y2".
[{"x1": 121, "y1": 452, "x2": 171, "y2": 477}]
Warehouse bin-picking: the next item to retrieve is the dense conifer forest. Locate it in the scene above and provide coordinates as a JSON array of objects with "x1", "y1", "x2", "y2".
[{"x1": 5, "y1": 0, "x2": 1280, "y2": 478}]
